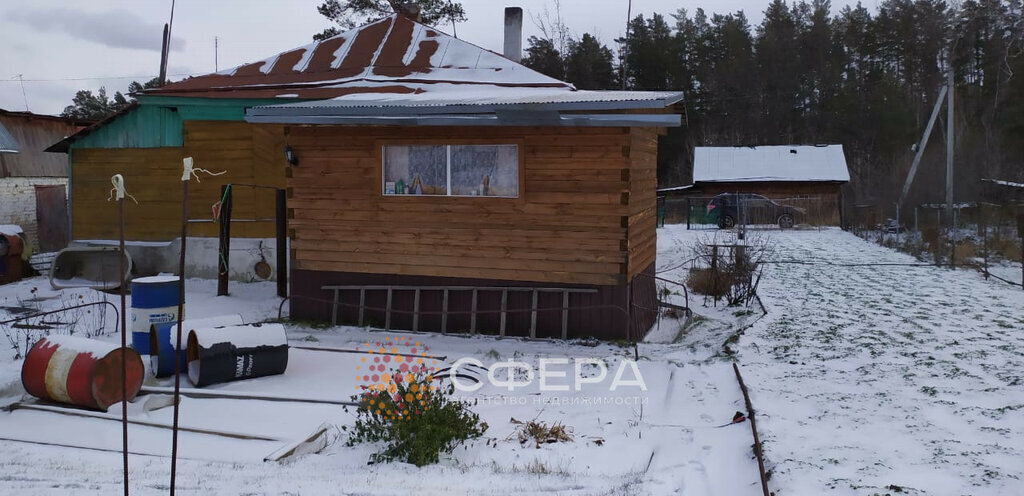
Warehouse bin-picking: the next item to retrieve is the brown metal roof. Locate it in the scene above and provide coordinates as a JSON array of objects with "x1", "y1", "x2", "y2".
[{"x1": 144, "y1": 15, "x2": 573, "y2": 99}]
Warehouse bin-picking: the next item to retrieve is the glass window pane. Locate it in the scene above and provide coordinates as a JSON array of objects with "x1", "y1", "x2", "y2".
[
  {"x1": 383, "y1": 145, "x2": 447, "y2": 195},
  {"x1": 450, "y1": 145, "x2": 518, "y2": 197}
]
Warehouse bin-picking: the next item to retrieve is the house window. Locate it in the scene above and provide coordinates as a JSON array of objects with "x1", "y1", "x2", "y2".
[{"x1": 382, "y1": 144, "x2": 518, "y2": 197}]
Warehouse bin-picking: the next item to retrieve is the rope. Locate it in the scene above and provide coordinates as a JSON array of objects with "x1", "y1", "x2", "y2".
[
  {"x1": 211, "y1": 184, "x2": 232, "y2": 222},
  {"x1": 181, "y1": 156, "x2": 226, "y2": 183},
  {"x1": 106, "y1": 174, "x2": 137, "y2": 204}
]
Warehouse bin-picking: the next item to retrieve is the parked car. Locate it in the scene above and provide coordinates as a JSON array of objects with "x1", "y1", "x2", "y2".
[
  {"x1": 879, "y1": 218, "x2": 902, "y2": 233},
  {"x1": 705, "y1": 193, "x2": 806, "y2": 229}
]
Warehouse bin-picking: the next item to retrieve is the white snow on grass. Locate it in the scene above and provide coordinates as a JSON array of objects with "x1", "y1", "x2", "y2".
[
  {"x1": 0, "y1": 276, "x2": 760, "y2": 495},
  {"x1": 660, "y1": 227, "x2": 1024, "y2": 496},
  {"x1": 2, "y1": 226, "x2": 1019, "y2": 495}
]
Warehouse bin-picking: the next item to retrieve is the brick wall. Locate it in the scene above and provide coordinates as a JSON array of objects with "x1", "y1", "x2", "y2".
[{"x1": 0, "y1": 177, "x2": 68, "y2": 253}]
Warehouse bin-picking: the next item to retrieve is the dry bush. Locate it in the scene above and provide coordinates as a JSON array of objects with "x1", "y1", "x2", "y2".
[
  {"x1": 920, "y1": 227, "x2": 940, "y2": 245},
  {"x1": 955, "y1": 240, "x2": 978, "y2": 262},
  {"x1": 686, "y1": 268, "x2": 733, "y2": 298},
  {"x1": 687, "y1": 233, "x2": 772, "y2": 307},
  {"x1": 512, "y1": 419, "x2": 573, "y2": 449},
  {"x1": 992, "y1": 238, "x2": 1022, "y2": 261}
]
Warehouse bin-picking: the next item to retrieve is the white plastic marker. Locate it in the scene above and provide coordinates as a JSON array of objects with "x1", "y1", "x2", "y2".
[
  {"x1": 107, "y1": 174, "x2": 138, "y2": 203},
  {"x1": 181, "y1": 156, "x2": 226, "y2": 182}
]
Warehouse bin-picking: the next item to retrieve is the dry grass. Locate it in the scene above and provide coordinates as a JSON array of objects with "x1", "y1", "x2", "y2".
[
  {"x1": 686, "y1": 268, "x2": 733, "y2": 298},
  {"x1": 513, "y1": 419, "x2": 573, "y2": 449},
  {"x1": 991, "y1": 238, "x2": 1023, "y2": 261},
  {"x1": 920, "y1": 227, "x2": 941, "y2": 245},
  {"x1": 955, "y1": 240, "x2": 978, "y2": 263}
]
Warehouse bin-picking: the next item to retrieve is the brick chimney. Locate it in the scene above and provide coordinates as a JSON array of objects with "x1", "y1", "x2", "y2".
[
  {"x1": 390, "y1": 1, "x2": 422, "y2": 22},
  {"x1": 504, "y1": 7, "x2": 523, "y2": 63}
]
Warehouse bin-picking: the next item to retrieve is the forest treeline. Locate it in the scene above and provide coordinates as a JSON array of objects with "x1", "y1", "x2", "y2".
[{"x1": 522, "y1": 0, "x2": 1024, "y2": 205}]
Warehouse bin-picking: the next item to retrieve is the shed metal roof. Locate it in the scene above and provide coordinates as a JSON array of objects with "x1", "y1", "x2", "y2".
[
  {"x1": 0, "y1": 120, "x2": 17, "y2": 153},
  {"x1": 143, "y1": 14, "x2": 572, "y2": 100},
  {"x1": 694, "y1": 145, "x2": 850, "y2": 183},
  {"x1": 249, "y1": 86, "x2": 683, "y2": 115}
]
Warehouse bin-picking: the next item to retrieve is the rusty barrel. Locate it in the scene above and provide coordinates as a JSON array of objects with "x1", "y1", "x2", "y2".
[
  {"x1": 187, "y1": 323, "x2": 288, "y2": 387},
  {"x1": 21, "y1": 335, "x2": 145, "y2": 411},
  {"x1": 149, "y1": 314, "x2": 244, "y2": 378}
]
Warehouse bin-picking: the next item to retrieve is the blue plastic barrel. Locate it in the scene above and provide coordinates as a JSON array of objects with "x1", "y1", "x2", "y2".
[
  {"x1": 149, "y1": 315, "x2": 243, "y2": 377},
  {"x1": 130, "y1": 276, "x2": 182, "y2": 358}
]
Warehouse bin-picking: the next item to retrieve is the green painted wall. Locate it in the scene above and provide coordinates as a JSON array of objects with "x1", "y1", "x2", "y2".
[
  {"x1": 71, "y1": 105, "x2": 184, "y2": 149},
  {"x1": 67, "y1": 97, "x2": 305, "y2": 151}
]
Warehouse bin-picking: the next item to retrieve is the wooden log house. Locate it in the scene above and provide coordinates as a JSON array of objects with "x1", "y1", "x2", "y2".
[{"x1": 49, "y1": 13, "x2": 684, "y2": 340}]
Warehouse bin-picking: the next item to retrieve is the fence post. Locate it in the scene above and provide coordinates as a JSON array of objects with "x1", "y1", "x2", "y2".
[
  {"x1": 1018, "y1": 208, "x2": 1024, "y2": 290},
  {"x1": 981, "y1": 204, "x2": 988, "y2": 279},
  {"x1": 275, "y1": 188, "x2": 287, "y2": 298},
  {"x1": 686, "y1": 197, "x2": 691, "y2": 230},
  {"x1": 950, "y1": 208, "x2": 957, "y2": 269},
  {"x1": 217, "y1": 184, "x2": 232, "y2": 297}
]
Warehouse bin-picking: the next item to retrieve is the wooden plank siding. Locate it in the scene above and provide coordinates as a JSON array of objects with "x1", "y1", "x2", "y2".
[
  {"x1": 287, "y1": 125, "x2": 662, "y2": 287},
  {"x1": 70, "y1": 121, "x2": 287, "y2": 241},
  {"x1": 626, "y1": 127, "x2": 660, "y2": 279}
]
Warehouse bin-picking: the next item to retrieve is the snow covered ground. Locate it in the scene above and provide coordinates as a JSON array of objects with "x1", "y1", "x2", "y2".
[
  {"x1": 1, "y1": 226, "x2": 1021, "y2": 495},
  {"x1": 0, "y1": 275, "x2": 760, "y2": 495},
  {"x1": 657, "y1": 227, "x2": 1024, "y2": 496}
]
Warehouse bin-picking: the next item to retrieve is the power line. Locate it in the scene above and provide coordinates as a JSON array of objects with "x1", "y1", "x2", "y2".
[{"x1": 0, "y1": 73, "x2": 195, "y2": 83}]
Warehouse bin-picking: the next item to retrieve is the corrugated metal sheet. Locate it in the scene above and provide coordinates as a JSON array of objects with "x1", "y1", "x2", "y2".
[
  {"x1": 144, "y1": 15, "x2": 573, "y2": 100},
  {"x1": 0, "y1": 111, "x2": 87, "y2": 176},
  {"x1": 250, "y1": 86, "x2": 684, "y2": 114},
  {"x1": 68, "y1": 105, "x2": 183, "y2": 150},
  {"x1": 246, "y1": 113, "x2": 682, "y2": 127},
  {"x1": 694, "y1": 145, "x2": 851, "y2": 183},
  {"x1": 0, "y1": 120, "x2": 18, "y2": 153}
]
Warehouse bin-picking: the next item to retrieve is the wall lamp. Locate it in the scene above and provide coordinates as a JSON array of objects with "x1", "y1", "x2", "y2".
[{"x1": 284, "y1": 145, "x2": 298, "y2": 166}]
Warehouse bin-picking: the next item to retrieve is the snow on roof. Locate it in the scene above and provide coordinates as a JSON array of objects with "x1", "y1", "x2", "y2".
[
  {"x1": 656, "y1": 185, "x2": 694, "y2": 193},
  {"x1": 251, "y1": 84, "x2": 683, "y2": 113},
  {"x1": 693, "y1": 145, "x2": 850, "y2": 183},
  {"x1": 0, "y1": 224, "x2": 23, "y2": 236},
  {"x1": 982, "y1": 178, "x2": 1024, "y2": 189},
  {"x1": 144, "y1": 15, "x2": 573, "y2": 100}
]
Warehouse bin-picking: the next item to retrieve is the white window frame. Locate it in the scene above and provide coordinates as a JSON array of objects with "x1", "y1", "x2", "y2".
[{"x1": 381, "y1": 144, "x2": 520, "y2": 198}]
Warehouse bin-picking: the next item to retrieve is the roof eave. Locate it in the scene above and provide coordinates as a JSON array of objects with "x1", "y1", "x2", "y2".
[
  {"x1": 44, "y1": 103, "x2": 140, "y2": 153},
  {"x1": 245, "y1": 112, "x2": 682, "y2": 127},
  {"x1": 694, "y1": 179, "x2": 850, "y2": 184},
  {"x1": 248, "y1": 92, "x2": 685, "y2": 117}
]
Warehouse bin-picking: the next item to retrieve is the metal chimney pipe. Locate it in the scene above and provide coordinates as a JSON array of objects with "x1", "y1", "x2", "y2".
[{"x1": 504, "y1": 7, "x2": 523, "y2": 63}]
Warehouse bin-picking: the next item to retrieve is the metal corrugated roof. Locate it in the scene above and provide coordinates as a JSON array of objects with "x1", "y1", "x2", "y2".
[
  {"x1": 249, "y1": 86, "x2": 684, "y2": 116},
  {"x1": 144, "y1": 15, "x2": 572, "y2": 100},
  {"x1": 0, "y1": 120, "x2": 19, "y2": 153},
  {"x1": 694, "y1": 145, "x2": 850, "y2": 183}
]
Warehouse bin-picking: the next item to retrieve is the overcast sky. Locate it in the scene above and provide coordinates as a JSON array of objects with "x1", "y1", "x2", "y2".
[{"x1": 0, "y1": 0, "x2": 878, "y2": 116}]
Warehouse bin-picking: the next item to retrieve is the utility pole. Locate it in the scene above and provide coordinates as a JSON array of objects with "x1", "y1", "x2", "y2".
[
  {"x1": 215, "y1": 37, "x2": 219, "y2": 72},
  {"x1": 899, "y1": 85, "x2": 947, "y2": 206},
  {"x1": 621, "y1": 0, "x2": 632, "y2": 90},
  {"x1": 946, "y1": 64, "x2": 955, "y2": 268}
]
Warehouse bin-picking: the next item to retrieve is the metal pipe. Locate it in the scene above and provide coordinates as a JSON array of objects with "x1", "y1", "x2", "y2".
[
  {"x1": 117, "y1": 185, "x2": 129, "y2": 496},
  {"x1": 170, "y1": 168, "x2": 190, "y2": 496},
  {"x1": 275, "y1": 188, "x2": 287, "y2": 298}
]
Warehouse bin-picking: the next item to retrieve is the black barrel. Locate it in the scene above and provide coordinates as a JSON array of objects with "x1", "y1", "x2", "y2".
[{"x1": 186, "y1": 323, "x2": 288, "y2": 387}]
